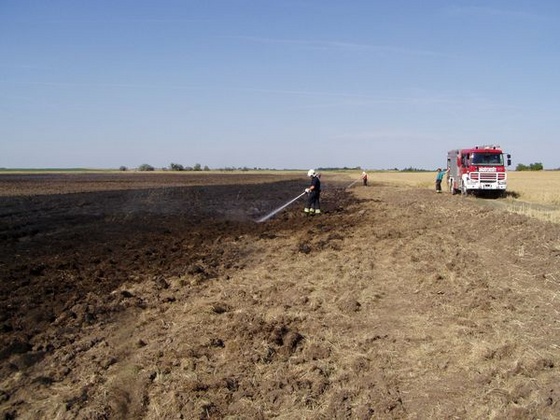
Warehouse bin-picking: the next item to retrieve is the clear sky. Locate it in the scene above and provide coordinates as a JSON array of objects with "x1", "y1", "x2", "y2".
[{"x1": 2, "y1": 1, "x2": 560, "y2": 170}]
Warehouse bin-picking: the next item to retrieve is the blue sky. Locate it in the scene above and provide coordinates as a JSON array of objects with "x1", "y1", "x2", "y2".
[{"x1": 2, "y1": 1, "x2": 560, "y2": 170}]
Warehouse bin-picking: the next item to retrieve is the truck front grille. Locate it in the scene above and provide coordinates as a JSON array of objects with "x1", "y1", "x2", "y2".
[{"x1": 469, "y1": 172, "x2": 506, "y2": 182}]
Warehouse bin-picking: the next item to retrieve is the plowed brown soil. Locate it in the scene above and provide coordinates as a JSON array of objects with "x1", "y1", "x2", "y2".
[{"x1": 1, "y1": 172, "x2": 559, "y2": 419}]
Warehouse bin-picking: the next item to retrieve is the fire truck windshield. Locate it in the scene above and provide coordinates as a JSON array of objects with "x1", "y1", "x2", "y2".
[{"x1": 471, "y1": 153, "x2": 503, "y2": 166}]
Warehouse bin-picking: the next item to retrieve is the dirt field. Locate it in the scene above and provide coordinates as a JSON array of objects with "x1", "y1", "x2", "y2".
[{"x1": 1, "y1": 172, "x2": 559, "y2": 419}]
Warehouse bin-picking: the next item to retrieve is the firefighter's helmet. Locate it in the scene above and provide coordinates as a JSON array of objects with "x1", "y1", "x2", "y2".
[{"x1": 307, "y1": 169, "x2": 316, "y2": 177}]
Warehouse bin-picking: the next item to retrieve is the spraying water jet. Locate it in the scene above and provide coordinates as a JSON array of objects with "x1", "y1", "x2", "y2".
[
  {"x1": 345, "y1": 177, "x2": 362, "y2": 189},
  {"x1": 256, "y1": 192, "x2": 307, "y2": 223}
]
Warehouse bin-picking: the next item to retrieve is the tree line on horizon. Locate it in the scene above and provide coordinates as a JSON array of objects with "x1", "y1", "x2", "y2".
[
  {"x1": 515, "y1": 162, "x2": 544, "y2": 171},
  {"x1": 118, "y1": 161, "x2": 551, "y2": 173},
  {"x1": 125, "y1": 163, "x2": 271, "y2": 172}
]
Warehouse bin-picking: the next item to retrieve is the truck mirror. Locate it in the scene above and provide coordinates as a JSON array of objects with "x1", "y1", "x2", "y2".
[{"x1": 507, "y1": 159, "x2": 511, "y2": 166}]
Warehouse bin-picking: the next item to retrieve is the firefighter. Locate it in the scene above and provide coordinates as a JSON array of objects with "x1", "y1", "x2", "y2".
[
  {"x1": 304, "y1": 169, "x2": 321, "y2": 215},
  {"x1": 435, "y1": 168, "x2": 448, "y2": 193},
  {"x1": 361, "y1": 171, "x2": 368, "y2": 186}
]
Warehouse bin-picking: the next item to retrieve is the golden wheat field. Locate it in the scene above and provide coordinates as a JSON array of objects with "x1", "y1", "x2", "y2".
[{"x1": 369, "y1": 170, "x2": 560, "y2": 223}]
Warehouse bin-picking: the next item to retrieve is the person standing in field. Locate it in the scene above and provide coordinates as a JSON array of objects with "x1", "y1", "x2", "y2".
[
  {"x1": 361, "y1": 171, "x2": 368, "y2": 186},
  {"x1": 435, "y1": 168, "x2": 448, "y2": 193},
  {"x1": 304, "y1": 169, "x2": 321, "y2": 215}
]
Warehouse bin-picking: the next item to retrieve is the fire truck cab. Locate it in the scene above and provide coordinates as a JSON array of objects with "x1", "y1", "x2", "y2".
[{"x1": 447, "y1": 145, "x2": 511, "y2": 197}]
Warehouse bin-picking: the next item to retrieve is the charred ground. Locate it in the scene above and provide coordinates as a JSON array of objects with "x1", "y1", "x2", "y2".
[{"x1": 1, "y1": 172, "x2": 559, "y2": 419}]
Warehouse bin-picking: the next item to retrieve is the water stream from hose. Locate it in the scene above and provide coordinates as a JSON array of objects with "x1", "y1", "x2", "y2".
[
  {"x1": 346, "y1": 177, "x2": 362, "y2": 189},
  {"x1": 256, "y1": 192, "x2": 307, "y2": 223}
]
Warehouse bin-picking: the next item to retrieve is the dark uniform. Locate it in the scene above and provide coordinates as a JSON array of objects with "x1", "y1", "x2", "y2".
[{"x1": 304, "y1": 170, "x2": 321, "y2": 215}]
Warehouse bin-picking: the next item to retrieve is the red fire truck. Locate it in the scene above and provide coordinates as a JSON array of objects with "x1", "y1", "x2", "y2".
[{"x1": 447, "y1": 145, "x2": 511, "y2": 197}]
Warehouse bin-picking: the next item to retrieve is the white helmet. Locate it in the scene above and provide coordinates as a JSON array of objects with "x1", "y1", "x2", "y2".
[{"x1": 307, "y1": 169, "x2": 316, "y2": 177}]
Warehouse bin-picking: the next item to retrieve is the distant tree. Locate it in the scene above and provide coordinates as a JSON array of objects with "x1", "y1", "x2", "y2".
[
  {"x1": 138, "y1": 163, "x2": 155, "y2": 171},
  {"x1": 203, "y1": 165, "x2": 210, "y2": 171},
  {"x1": 516, "y1": 162, "x2": 543, "y2": 171},
  {"x1": 119, "y1": 166, "x2": 128, "y2": 171},
  {"x1": 530, "y1": 162, "x2": 544, "y2": 171},
  {"x1": 169, "y1": 163, "x2": 184, "y2": 171},
  {"x1": 401, "y1": 167, "x2": 430, "y2": 172},
  {"x1": 193, "y1": 163, "x2": 202, "y2": 171}
]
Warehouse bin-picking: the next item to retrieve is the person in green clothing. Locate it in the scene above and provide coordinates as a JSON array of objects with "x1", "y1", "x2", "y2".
[{"x1": 435, "y1": 168, "x2": 448, "y2": 193}]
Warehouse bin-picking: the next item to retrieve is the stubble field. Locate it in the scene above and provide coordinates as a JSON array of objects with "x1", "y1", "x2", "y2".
[{"x1": 1, "y1": 171, "x2": 560, "y2": 419}]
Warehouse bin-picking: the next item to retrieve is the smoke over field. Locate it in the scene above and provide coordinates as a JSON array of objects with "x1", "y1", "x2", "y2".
[{"x1": 1, "y1": 172, "x2": 559, "y2": 418}]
